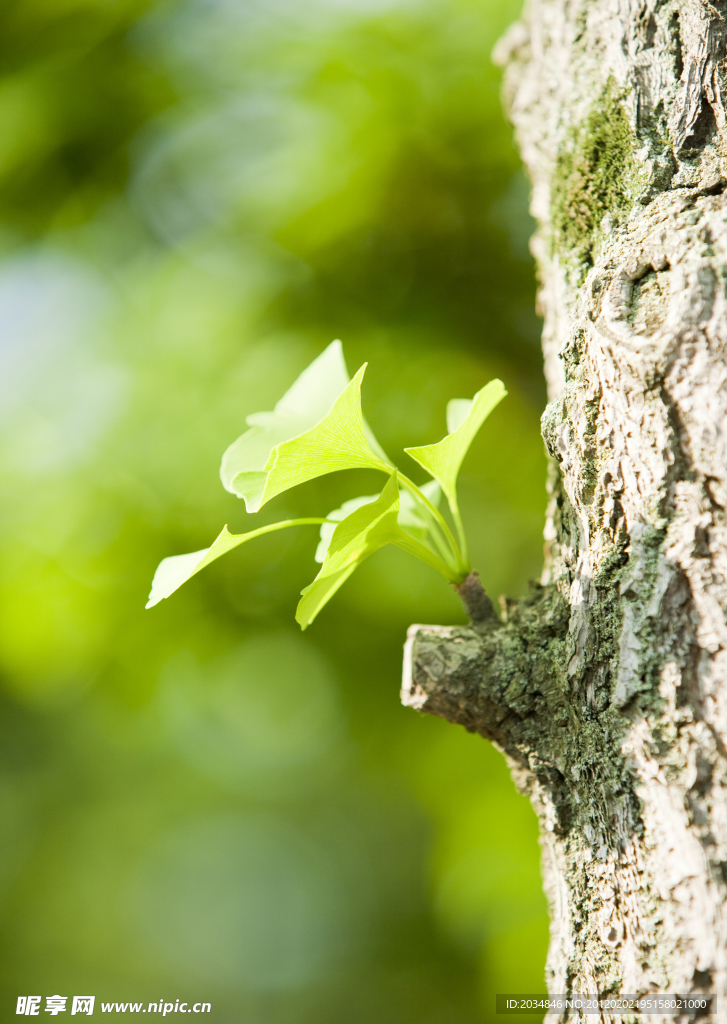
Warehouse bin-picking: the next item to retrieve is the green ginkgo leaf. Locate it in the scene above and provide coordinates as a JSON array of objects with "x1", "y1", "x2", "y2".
[
  {"x1": 404, "y1": 379, "x2": 507, "y2": 504},
  {"x1": 146, "y1": 519, "x2": 326, "y2": 608},
  {"x1": 296, "y1": 473, "x2": 403, "y2": 629},
  {"x1": 314, "y1": 479, "x2": 441, "y2": 563},
  {"x1": 220, "y1": 340, "x2": 391, "y2": 512},
  {"x1": 147, "y1": 344, "x2": 505, "y2": 627}
]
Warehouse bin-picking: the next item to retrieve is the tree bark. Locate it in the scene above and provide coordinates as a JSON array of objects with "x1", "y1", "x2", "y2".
[{"x1": 403, "y1": 0, "x2": 727, "y2": 1011}]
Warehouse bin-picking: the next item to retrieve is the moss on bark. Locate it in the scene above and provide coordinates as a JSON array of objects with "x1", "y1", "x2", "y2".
[{"x1": 551, "y1": 80, "x2": 642, "y2": 268}]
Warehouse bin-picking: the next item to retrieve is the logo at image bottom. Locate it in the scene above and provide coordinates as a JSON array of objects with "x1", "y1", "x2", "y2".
[{"x1": 16, "y1": 996, "x2": 95, "y2": 1016}]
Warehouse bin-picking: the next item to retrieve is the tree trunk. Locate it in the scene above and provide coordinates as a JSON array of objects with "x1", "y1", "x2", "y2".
[{"x1": 402, "y1": 0, "x2": 727, "y2": 1010}]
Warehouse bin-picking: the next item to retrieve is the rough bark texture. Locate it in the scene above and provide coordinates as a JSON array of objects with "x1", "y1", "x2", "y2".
[{"x1": 402, "y1": 0, "x2": 727, "y2": 1010}]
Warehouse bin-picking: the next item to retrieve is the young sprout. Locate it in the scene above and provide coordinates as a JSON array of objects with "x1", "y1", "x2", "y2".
[{"x1": 146, "y1": 340, "x2": 506, "y2": 628}]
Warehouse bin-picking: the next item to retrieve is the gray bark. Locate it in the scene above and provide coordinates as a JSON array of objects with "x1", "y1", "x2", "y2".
[{"x1": 402, "y1": 0, "x2": 727, "y2": 1012}]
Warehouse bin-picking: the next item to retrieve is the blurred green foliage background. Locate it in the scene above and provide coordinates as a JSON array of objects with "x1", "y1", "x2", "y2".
[{"x1": 0, "y1": 0, "x2": 550, "y2": 1019}]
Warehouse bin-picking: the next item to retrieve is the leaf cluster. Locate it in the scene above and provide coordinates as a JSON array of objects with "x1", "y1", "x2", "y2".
[{"x1": 147, "y1": 341, "x2": 506, "y2": 628}]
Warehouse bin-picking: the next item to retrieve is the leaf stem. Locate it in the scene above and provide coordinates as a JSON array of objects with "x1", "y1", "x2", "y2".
[
  {"x1": 448, "y1": 495, "x2": 469, "y2": 567},
  {"x1": 421, "y1": 510, "x2": 457, "y2": 563},
  {"x1": 397, "y1": 473, "x2": 468, "y2": 575},
  {"x1": 232, "y1": 517, "x2": 333, "y2": 540},
  {"x1": 393, "y1": 532, "x2": 462, "y2": 583}
]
